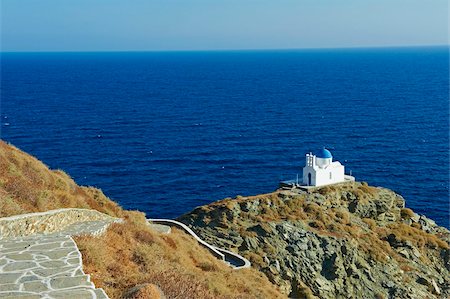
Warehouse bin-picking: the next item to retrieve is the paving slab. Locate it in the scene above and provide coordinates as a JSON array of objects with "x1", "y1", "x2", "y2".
[
  {"x1": 0, "y1": 291, "x2": 41, "y2": 299},
  {"x1": 0, "y1": 210, "x2": 118, "y2": 299}
]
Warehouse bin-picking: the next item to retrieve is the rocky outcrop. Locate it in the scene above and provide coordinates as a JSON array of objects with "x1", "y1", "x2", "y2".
[{"x1": 179, "y1": 182, "x2": 450, "y2": 299}]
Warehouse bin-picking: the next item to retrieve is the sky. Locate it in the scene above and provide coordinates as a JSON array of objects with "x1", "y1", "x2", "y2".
[{"x1": 1, "y1": 0, "x2": 448, "y2": 52}]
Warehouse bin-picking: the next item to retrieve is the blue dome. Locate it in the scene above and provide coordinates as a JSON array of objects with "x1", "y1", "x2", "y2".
[{"x1": 316, "y1": 148, "x2": 332, "y2": 159}]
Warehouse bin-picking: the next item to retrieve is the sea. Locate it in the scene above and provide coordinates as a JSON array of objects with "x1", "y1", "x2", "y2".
[{"x1": 1, "y1": 47, "x2": 449, "y2": 228}]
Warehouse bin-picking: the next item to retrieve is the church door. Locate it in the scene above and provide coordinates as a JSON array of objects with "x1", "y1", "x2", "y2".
[{"x1": 308, "y1": 173, "x2": 312, "y2": 186}]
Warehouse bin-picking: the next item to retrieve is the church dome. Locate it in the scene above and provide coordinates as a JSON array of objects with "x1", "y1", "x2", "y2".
[{"x1": 316, "y1": 148, "x2": 332, "y2": 159}]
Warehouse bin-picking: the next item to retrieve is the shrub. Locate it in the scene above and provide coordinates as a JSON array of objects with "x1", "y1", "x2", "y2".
[
  {"x1": 385, "y1": 223, "x2": 449, "y2": 250},
  {"x1": 400, "y1": 264, "x2": 414, "y2": 272},
  {"x1": 362, "y1": 218, "x2": 376, "y2": 230},
  {"x1": 400, "y1": 208, "x2": 415, "y2": 219},
  {"x1": 375, "y1": 292, "x2": 386, "y2": 299},
  {"x1": 162, "y1": 236, "x2": 177, "y2": 249},
  {"x1": 135, "y1": 230, "x2": 155, "y2": 244},
  {"x1": 246, "y1": 252, "x2": 265, "y2": 268},
  {"x1": 309, "y1": 220, "x2": 325, "y2": 230},
  {"x1": 358, "y1": 183, "x2": 379, "y2": 196},
  {"x1": 196, "y1": 262, "x2": 218, "y2": 272},
  {"x1": 411, "y1": 222, "x2": 421, "y2": 229},
  {"x1": 334, "y1": 210, "x2": 350, "y2": 224}
]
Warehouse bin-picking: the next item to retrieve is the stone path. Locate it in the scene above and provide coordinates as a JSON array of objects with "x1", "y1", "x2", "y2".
[
  {"x1": 0, "y1": 210, "x2": 120, "y2": 299},
  {"x1": 0, "y1": 233, "x2": 108, "y2": 298}
]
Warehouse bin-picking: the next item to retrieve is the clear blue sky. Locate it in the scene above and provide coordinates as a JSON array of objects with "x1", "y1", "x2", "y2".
[{"x1": 1, "y1": 0, "x2": 448, "y2": 52}]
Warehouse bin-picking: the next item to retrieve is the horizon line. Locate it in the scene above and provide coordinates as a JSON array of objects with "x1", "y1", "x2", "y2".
[{"x1": 1, "y1": 44, "x2": 448, "y2": 54}]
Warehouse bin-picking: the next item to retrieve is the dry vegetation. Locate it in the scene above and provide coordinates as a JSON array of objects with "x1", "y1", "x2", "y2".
[
  {"x1": 0, "y1": 141, "x2": 284, "y2": 299},
  {"x1": 191, "y1": 184, "x2": 448, "y2": 271},
  {"x1": 75, "y1": 211, "x2": 283, "y2": 299},
  {"x1": 0, "y1": 141, "x2": 123, "y2": 218}
]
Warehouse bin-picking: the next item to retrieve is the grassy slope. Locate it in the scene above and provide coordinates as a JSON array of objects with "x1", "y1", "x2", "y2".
[
  {"x1": 75, "y1": 212, "x2": 282, "y2": 299},
  {"x1": 0, "y1": 140, "x2": 123, "y2": 218},
  {"x1": 0, "y1": 141, "x2": 284, "y2": 299}
]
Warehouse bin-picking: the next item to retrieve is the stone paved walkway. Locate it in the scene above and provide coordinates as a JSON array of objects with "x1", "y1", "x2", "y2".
[{"x1": 0, "y1": 210, "x2": 119, "y2": 299}]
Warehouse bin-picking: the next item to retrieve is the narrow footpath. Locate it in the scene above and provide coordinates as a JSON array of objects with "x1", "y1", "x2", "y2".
[
  {"x1": 0, "y1": 210, "x2": 118, "y2": 299},
  {"x1": 0, "y1": 233, "x2": 108, "y2": 299}
]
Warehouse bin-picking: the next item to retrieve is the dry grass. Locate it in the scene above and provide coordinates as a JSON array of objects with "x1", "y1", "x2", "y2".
[
  {"x1": 383, "y1": 223, "x2": 449, "y2": 250},
  {"x1": 123, "y1": 284, "x2": 165, "y2": 299},
  {"x1": 0, "y1": 141, "x2": 124, "y2": 218},
  {"x1": 362, "y1": 218, "x2": 376, "y2": 229},
  {"x1": 400, "y1": 208, "x2": 415, "y2": 219},
  {"x1": 308, "y1": 220, "x2": 326, "y2": 230},
  {"x1": 358, "y1": 182, "x2": 379, "y2": 196},
  {"x1": 74, "y1": 211, "x2": 284, "y2": 299}
]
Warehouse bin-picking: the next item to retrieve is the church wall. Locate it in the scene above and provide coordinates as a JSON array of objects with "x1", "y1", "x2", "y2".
[
  {"x1": 302, "y1": 153, "x2": 346, "y2": 187},
  {"x1": 310, "y1": 165, "x2": 345, "y2": 186},
  {"x1": 315, "y1": 170, "x2": 331, "y2": 186},
  {"x1": 302, "y1": 166, "x2": 316, "y2": 186}
]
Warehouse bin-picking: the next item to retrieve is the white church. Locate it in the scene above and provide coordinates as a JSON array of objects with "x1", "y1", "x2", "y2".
[
  {"x1": 279, "y1": 148, "x2": 354, "y2": 188},
  {"x1": 302, "y1": 148, "x2": 353, "y2": 187}
]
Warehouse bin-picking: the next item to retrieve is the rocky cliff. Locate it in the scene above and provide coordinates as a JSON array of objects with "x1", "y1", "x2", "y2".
[{"x1": 179, "y1": 182, "x2": 450, "y2": 299}]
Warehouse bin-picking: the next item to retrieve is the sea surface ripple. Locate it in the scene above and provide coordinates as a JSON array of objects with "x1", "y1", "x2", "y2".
[{"x1": 1, "y1": 47, "x2": 448, "y2": 227}]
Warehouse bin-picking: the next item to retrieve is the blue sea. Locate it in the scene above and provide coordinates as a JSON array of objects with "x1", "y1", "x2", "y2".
[{"x1": 1, "y1": 47, "x2": 449, "y2": 227}]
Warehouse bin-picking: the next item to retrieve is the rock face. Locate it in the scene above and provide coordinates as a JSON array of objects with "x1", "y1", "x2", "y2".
[{"x1": 179, "y1": 182, "x2": 450, "y2": 299}]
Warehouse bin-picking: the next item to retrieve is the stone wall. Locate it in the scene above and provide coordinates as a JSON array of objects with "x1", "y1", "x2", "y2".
[{"x1": 0, "y1": 208, "x2": 119, "y2": 239}]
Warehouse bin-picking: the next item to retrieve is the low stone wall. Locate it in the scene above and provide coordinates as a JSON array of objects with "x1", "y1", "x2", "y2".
[
  {"x1": 148, "y1": 219, "x2": 251, "y2": 270},
  {"x1": 148, "y1": 219, "x2": 225, "y2": 260},
  {"x1": 0, "y1": 208, "x2": 119, "y2": 239}
]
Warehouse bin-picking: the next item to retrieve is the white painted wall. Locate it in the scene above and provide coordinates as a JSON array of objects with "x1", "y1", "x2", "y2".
[
  {"x1": 302, "y1": 154, "x2": 346, "y2": 186},
  {"x1": 316, "y1": 157, "x2": 331, "y2": 168}
]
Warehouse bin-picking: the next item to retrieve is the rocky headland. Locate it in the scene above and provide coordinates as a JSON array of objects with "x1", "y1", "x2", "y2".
[
  {"x1": 179, "y1": 183, "x2": 450, "y2": 299},
  {"x1": 1, "y1": 140, "x2": 449, "y2": 299}
]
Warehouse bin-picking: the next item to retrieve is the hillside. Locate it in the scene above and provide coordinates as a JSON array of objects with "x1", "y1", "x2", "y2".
[
  {"x1": 179, "y1": 183, "x2": 450, "y2": 298},
  {"x1": 0, "y1": 141, "x2": 124, "y2": 218},
  {"x1": 0, "y1": 140, "x2": 284, "y2": 299}
]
